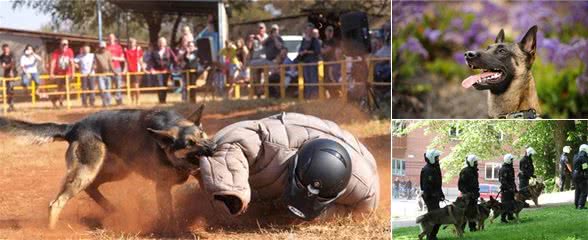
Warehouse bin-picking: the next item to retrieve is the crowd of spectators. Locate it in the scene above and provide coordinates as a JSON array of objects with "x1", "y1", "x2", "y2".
[{"x1": 0, "y1": 18, "x2": 390, "y2": 111}]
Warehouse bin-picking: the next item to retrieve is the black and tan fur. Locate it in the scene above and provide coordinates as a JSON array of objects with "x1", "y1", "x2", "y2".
[
  {"x1": 515, "y1": 179, "x2": 545, "y2": 207},
  {"x1": 486, "y1": 196, "x2": 526, "y2": 224},
  {"x1": 0, "y1": 105, "x2": 213, "y2": 231},
  {"x1": 416, "y1": 195, "x2": 471, "y2": 239},
  {"x1": 465, "y1": 25, "x2": 541, "y2": 118},
  {"x1": 473, "y1": 198, "x2": 491, "y2": 230}
]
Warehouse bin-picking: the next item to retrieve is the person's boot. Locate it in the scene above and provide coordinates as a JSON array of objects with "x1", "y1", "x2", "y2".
[{"x1": 508, "y1": 213, "x2": 515, "y2": 221}]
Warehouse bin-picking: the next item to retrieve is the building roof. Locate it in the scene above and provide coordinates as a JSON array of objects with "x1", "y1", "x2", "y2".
[
  {"x1": 0, "y1": 27, "x2": 149, "y2": 46},
  {"x1": 110, "y1": 0, "x2": 221, "y2": 16}
]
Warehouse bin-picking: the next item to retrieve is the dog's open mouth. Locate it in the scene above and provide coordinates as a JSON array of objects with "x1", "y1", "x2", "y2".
[{"x1": 461, "y1": 68, "x2": 504, "y2": 89}]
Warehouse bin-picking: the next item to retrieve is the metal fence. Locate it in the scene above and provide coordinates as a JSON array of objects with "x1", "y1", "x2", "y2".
[{"x1": 0, "y1": 56, "x2": 390, "y2": 114}]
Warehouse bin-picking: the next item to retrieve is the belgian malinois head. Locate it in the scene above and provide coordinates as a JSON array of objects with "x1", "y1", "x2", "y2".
[
  {"x1": 148, "y1": 105, "x2": 215, "y2": 168},
  {"x1": 462, "y1": 25, "x2": 541, "y2": 118}
]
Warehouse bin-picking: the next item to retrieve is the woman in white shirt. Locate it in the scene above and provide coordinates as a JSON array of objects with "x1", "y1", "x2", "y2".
[{"x1": 20, "y1": 45, "x2": 43, "y2": 97}]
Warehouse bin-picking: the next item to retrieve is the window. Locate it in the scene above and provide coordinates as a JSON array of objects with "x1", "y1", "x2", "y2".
[
  {"x1": 485, "y1": 163, "x2": 501, "y2": 180},
  {"x1": 392, "y1": 159, "x2": 406, "y2": 176},
  {"x1": 449, "y1": 126, "x2": 462, "y2": 139}
]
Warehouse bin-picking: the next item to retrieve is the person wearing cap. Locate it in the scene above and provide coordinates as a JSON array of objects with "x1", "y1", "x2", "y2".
[
  {"x1": 262, "y1": 24, "x2": 284, "y2": 62},
  {"x1": 420, "y1": 149, "x2": 444, "y2": 240},
  {"x1": 94, "y1": 41, "x2": 115, "y2": 107},
  {"x1": 573, "y1": 144, "x2": 588, "y2": 209},
  {"x1": 518, "y1": 147, "x2": 536, "y2": 198},
  {"x1": 499, "y1": 153, "x2": 517, "y2": 223},
  {"x1": 49, "y1": 38, "x2": 75, "y2": 108},
  {"x1": 298, "y1": 23, "x2": 322, "y2": 99},
  {"x1": 560, "y1": 146, "x2": 573, "y2": 191},
  {"x1": 458, "y1": 154, "x2": 480, "y2": 232},
  {"x1": 192, "y1": 112, "x2": 378, "y2": 221}
]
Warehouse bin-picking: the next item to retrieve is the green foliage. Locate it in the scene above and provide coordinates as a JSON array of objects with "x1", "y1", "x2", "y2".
[
  {"x1": 393, "y1": 205, "x2": 588, "y2": 240},
  {"x1": 533, "y1": 59, "x2": 586, "y2": 118},
  {"x1": 424, "y1": 58, "x2": 468, "y2": 82},
  {"x1": 399, "y1": 120, "x2": 588, "y2": 182}
]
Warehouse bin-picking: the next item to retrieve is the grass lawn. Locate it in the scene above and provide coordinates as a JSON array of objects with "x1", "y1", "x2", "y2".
[{"x1": 392, "y1": 205, "x2": 588, "y2": 240}]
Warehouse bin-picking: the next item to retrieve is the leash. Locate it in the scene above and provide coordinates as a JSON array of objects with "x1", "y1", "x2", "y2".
[{"x1": 497, "y1": 108, "x2": 539, "y2": 119}]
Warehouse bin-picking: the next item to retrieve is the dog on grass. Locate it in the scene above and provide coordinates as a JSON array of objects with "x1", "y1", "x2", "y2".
[
  {"x1": 515, "y1": 178, "x2": 545, "y2": 207},
  {"x1": 0, "y1": 105, "x2": 214, "y2": 231},
  {"x1": 472, "y1": 198, "x2": 491, "y2": 230},
  {"x1": 462, "y1": 25, "x2": 541, "y2": 119},
  {"x1": 486, "y1": 196, "x2": 526, "y2": 224},
  {"x1": 416, "y1": 194, "x2": 471, "y2": 239}
]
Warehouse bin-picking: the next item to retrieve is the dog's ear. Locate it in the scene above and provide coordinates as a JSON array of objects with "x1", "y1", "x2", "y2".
[
  {"x1": 519, "y1": 25, "x2": 537, "y2": 56},
  {"x1": 495, "y1": 29, "x2": 505, "y2": 43},
  {"x1": 187, "y1": 104, "x2": 204, "y2": 126},
  {"x1": 147, "y1": 128, "x2": 178, "y2": 147}
]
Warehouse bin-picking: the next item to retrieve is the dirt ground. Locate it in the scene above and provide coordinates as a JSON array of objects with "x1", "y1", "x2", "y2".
[{"x1": 0, "y1": 98, "x2": 391, "y2": 239}]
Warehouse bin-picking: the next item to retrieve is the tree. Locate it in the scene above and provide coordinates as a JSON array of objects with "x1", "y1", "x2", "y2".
[{"x1": 11, "y1": 0, "x2": 188, "y2": 46}]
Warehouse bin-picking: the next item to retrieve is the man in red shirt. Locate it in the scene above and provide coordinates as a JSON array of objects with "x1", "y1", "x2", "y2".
[
  {"x1": 106, "y1": 33, "x2": 125, "y2": 105},
  {"x1": 49, "y1": 38, "x2": 75, "y2": 108},
  {"x1": 124, "y1": 38, "x2": 144, "y2": 104}
]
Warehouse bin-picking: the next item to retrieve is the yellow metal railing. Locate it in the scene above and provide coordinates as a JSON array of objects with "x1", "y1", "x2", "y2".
[{"x1": 0, "y1": 57, "x2": 390, "y2": 114}]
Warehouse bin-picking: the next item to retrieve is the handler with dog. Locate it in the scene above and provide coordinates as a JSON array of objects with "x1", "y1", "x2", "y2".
[
  {"x1": 458, "y1": 154, "x2": 480, "y2": 232},
  {"x1": 519, "y1": 147, "x2": 536, "y2": 198},
  {"x1": 499, "y1": 154, "x2": 517, "y2": 223},
  {"x1": 419, "y1": 149, "x2": 444, "y2": 240}
]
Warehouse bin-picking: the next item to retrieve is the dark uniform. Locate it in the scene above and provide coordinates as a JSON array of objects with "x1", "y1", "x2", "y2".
[
  {"x1": 573, "y1": 150, "x2": 588, "y2": 209},
  {"x1": 560, "y1": 152, "x2": 571, "y2": 191},
  {"x1": 519, "y1": 154, "x2": 535, "y2": 198},
  {"x1": 0, "y1": 50, "x2": 15, "y2": 110},
  {"x1": 420, "y1": 153, "x2": 444, "y2": 240},
  {"x1": 499, "y1": 162, "x2": 516, "y2": 222},
  {"x1": 458, "y1": 162, "x2": 480, "y2": 231}
]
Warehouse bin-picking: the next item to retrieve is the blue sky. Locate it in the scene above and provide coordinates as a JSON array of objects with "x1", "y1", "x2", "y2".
[{"x1": 0, "y1": 0, "x2": 51, "y2": 31}]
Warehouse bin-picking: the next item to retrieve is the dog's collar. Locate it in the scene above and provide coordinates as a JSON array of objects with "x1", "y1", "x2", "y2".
[{"x1": 496, "y1": 109, "x2": 539, "y2": 119}]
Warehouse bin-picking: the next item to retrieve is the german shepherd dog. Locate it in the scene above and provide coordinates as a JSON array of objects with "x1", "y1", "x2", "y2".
[
  {"x1": 486, "y1": 196, "x2": 526, "y2": 224},
  {"x1": 462, "y1": 25, "x2": 540, "y2": 118},
  {"x1": 0, "y1": 105, "x2": 214, "y2": 231},
  {"x1": 473, "y1": 198, "x2": 491, "y2": 230},
  {"x1": 416, "y1": 195, "x2": 471, "y2": 239},
  {"x1": 515, "y1": 179, "x2": 545, "y2": 207}
]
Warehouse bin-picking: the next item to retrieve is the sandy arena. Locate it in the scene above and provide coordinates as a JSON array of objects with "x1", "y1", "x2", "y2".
[{"x1": 0, "y1": 98, "x2": 390, "y2": 239}]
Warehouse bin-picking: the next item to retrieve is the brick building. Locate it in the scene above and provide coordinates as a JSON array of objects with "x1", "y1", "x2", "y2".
[{"x1": 392, "y1": 122, "x2": 521, "y2": 192}]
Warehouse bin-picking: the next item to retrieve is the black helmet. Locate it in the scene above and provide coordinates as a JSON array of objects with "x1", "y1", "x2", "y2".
[{"x1": 284, "y1": 138, "x2": 352, "y2": 220}]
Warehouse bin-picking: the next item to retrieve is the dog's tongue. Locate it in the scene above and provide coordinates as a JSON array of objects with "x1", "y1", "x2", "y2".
[{"x1": 461, "y1": 72, "x2": 495, "y2": 89}]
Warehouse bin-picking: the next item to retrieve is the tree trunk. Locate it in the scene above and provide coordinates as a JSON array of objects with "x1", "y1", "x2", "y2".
[
  {"x1": 143, "y1": 12, "x2": 162, "y2": 47},
  {"x1": 554, "y1": 120, "x2": 575, "y2": 190},
  {"x1": 170, "y1": 13, "x2": 183, "y2": 49}
]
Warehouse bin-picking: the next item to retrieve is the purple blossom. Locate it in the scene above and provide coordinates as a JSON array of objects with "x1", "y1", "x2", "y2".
[
  {"x1": 424, "y1": 28, "x2": 442, "y2": 42},
  {"x1": 399, "y1": 37, "x2": 429, "y2": 59},
  {"x1": 478, "y1": 1, "x2": 508, "y2": 24},
  {"x1": 392, "y1": 1, "x2": 428, "y2": 31},
  {"x1": 453, "y1": 52, "x2": 466, "y2": 65}
]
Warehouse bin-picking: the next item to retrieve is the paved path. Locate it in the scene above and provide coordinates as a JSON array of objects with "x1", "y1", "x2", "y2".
[{"x1": 392, "y1": 190, "x2": 576, "y2": 229}]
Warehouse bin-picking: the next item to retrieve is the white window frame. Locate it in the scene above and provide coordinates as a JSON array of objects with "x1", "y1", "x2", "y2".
[
  {"x1": 392, "y1": 159, "x2": 406, "y2": 176},
  {"x1": 485, "y1": 162, "x2": 501, "y2": 181}
]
